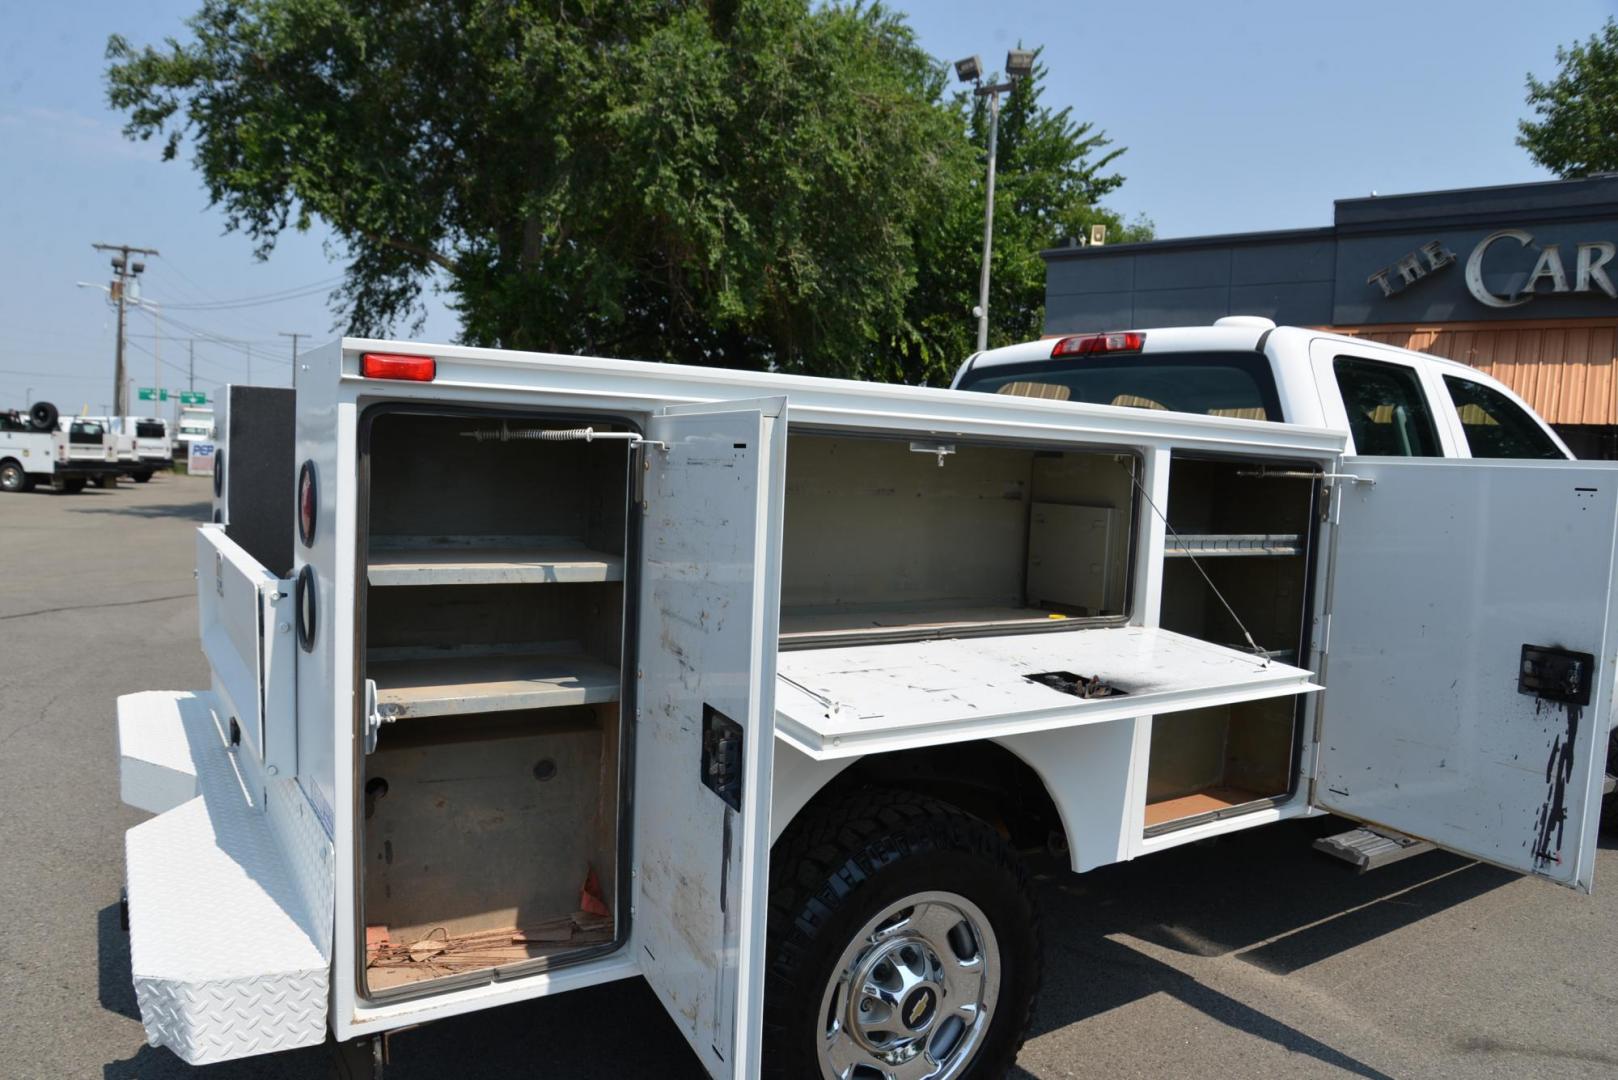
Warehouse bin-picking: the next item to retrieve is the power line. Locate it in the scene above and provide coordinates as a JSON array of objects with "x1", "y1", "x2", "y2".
[
  {"x1": 142, "y1": 307, "x2": 294, "y2": 365},
  {"x1": 158, "y1": 278, "x2": 343, "y2": 311}
]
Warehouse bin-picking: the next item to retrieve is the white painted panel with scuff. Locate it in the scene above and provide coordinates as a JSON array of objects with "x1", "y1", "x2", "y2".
[
  {"x1": 633, "y1": 400, "x2": 785, "y2": 1080},
  {"x1": 1315, "y1": 458, "x2": 1618, "y2": 891}
]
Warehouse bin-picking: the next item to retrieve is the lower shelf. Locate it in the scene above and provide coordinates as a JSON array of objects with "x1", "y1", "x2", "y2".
[
  {"x1": 1144, "y1": 785, "x2": 1269, "y2": 828},
  {"x1": 369, "y1": 650, "x2": 621, "y2": 718}
]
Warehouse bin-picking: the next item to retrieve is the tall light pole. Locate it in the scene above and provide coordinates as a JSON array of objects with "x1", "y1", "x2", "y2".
[
  {"x1": 91, "y1": 243, "x2": 158, "y2": 415},
  {"x1": 956, "y1": 49, "x2": 1035, "y2": 354}
]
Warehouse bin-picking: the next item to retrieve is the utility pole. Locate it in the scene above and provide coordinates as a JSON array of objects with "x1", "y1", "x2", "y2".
[
  {"x1": 91, "y1": 242, "x2": 159, "y2": 416},
  {"x1": 278, "y1": 331, "x2": 309, "y2": 382},
  {"x1": 149, "y1": 300, "x2": 161, "y2": 420},
  {"x1": 246, "y1": 342, "x2": 252, "y2": 386}
]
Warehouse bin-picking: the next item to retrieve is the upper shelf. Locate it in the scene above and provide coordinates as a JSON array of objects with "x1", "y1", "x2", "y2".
[
  {"x1": 1165, "y1": 533, "x2": 1302, "y2": 558},
  {"x1": 367, "y1": 535, "x2": 624, "y2": 586}
]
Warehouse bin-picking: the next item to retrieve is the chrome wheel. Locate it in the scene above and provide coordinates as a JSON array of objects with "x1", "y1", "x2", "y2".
[
  {"x1": 817, "y1": 891, "x2": 1000, "y2": 1080},
  {"x1": 0, "y1": 462, "x2": 22, "y2": 492}
]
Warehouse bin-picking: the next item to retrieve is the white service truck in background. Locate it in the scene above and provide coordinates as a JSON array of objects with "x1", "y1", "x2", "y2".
[
  {"x1": 114, "y1": 323, "x2": 1617, "y2": 1079},
  {"x1": 0, "y1": 402, "x2": 122, "y2": 493},
  {"x1": 173, "y1": 405, "x2": 215, "y2": 460},
  {"x1": 86, "y1": 415, "x2": 174, "y2": 482}
]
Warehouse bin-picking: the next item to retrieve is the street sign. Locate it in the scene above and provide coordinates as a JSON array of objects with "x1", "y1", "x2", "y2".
[
  {"x1": 137, "y1": 387, "x2": 169, "y2": 402},
  {"x1": 179, "y1": 391, "x2": 208, "y2": 405}
]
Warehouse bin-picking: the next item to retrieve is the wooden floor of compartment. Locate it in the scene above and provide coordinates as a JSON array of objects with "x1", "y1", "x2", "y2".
[
  {"x1": 1143, "y1": 786, "x2": 1267, "y2": 828},
  {"x1": 366, "y1": 914, "x2": 614, "y2": 990}
]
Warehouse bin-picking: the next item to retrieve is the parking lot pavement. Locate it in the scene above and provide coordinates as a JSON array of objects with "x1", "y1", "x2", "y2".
[{"x1": 2, "y1": 476, "x2": 1616, "y2": 1079}]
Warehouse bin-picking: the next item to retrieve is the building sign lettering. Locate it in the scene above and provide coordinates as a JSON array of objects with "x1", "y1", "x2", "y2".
[
  {"x1": 1367, "y1": 240, "x2": 1456, "y2": 297},
  {"x1": 1464, "y1": 228, "x2": 1617, "y2": 309}
]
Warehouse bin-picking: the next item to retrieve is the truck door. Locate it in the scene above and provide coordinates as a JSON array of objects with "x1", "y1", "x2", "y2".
[
  {"x1": 1315, "y1": 459, "x2": 1618, "y2": 890},
  {"x1": 634, "y1": 398, "x2": 786, "y2": 1078}
]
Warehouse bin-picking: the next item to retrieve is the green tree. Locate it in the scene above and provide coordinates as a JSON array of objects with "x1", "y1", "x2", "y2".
[
  {"x1": 1518, "y1": 17, "x2": 1618, "y2": 178},
  {"x1": 107, "y1": 2, "x2": 1141, "y2": 381}
]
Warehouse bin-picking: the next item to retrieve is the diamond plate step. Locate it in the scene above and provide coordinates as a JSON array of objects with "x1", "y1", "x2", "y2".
[
  {"x1": 1313, "y1": 825, "x2": 1435, "y2": 872},
  {"x1": 122, "y1": 689, "x2": 330, "y2": 1065}
]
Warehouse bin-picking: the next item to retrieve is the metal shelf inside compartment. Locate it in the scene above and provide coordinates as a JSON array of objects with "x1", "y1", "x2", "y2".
[
  {"x1": 1165, "y1": 533, "x2": 1302, "y2": 558},
  {"x1": 368, "y1": 647, "x2": 621, "y2": 718},
  {"x1": 366, "y1": 534, "x2": 624, "y2": 586}
]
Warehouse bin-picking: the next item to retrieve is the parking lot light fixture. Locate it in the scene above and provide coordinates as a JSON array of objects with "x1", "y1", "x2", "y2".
[{"x1": 957, "y1": 46, "x2": 1035, "y2": 354}]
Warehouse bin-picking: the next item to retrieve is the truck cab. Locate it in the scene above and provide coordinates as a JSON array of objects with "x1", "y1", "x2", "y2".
[
  {"x1": 114, "y1": 338, "x2": 1618, "y2": 1078},
  {"x1": 951, "y1": 317, "x2": 1571, "y2": 462}
]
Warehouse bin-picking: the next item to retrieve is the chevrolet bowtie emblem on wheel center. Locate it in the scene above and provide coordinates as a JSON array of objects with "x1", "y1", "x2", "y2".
[{"x1": 903, "y1": 987, "x2": 938, "y2": 1031}]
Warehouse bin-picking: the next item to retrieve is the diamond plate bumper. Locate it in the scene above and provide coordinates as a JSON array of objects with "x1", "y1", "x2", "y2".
[{"x1": 121, "y1": 690, "x2": 331, "y2": 1065}]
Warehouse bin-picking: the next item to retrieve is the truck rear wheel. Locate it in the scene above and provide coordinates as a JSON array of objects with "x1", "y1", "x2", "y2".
[
  {"x1": 96, "y1": 473, "x2": 118, "y2": 489},
  {"x1": 764, "y1": 790, "x2": 1041, "y2": 1080},
  {"x1": 0, "y1": 459, "x2": 25, "y2": 492},
  {"x1": 132, "y1": 470, "x2": 153, "y2": 483},
  {"x1": 55, "y1": 476, "x2": 87, "y2": 494}
]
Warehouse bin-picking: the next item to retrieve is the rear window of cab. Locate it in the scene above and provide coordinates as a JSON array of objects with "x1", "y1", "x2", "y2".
[{"x1": 955, "y1": 351, "x2": 1283, "y2": 422}]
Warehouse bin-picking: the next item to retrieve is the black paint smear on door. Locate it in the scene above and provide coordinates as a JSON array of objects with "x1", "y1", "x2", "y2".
[{"x1": 1532, "y1": 701, "x2": 1580, "y2": 870}]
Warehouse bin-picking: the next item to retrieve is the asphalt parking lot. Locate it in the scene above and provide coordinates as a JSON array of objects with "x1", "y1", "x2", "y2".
[{"x1": 2, "y1": 475, "x2": 1617, "y2": 1080}]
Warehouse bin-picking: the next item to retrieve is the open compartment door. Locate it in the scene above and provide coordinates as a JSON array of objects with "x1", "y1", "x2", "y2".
[
  {"x1": 1315, "y1": 460, "x2": 1618, "y2": 890},
  {"x1": 633, "y1": 398, "x2": 785, "y2": 1078}
]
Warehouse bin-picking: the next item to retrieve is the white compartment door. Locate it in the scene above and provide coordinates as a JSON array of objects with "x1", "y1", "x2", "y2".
[
  {"x1": 634, "y1": 398, "x2": 785, "y2": 1078},
  {"x1": 1316, "y1": 460, "x2": 1618, "y2": 890}
]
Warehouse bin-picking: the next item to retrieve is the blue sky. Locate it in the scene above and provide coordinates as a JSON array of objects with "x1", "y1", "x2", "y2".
[{"x1": 0, "y1": 0, "x2": 1612, "y2": 411}]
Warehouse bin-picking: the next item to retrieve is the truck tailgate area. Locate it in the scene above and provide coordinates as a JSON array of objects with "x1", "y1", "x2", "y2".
[
  {"x1": 774, "y1": 625, "x2": 1319, "y2": 759},
  {"x1": 119, "y1": 689, "x2": 333, "y2": 1064}
]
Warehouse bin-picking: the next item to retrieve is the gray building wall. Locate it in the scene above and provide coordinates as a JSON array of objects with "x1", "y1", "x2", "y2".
[{"x1": 1043, "y1": 176, "x2": 1618, "y2": 334}]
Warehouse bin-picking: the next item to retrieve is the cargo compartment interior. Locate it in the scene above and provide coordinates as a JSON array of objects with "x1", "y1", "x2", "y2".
[
  {"x1": 358, "y1": 411, "x2": 632, "y2": 994},
  {"x1": 1146, "y1": 456, "x2": 1317, "y2": 832},
  {"x1": 779, "y1": 434, "x2": 1136, "y2": 643}
]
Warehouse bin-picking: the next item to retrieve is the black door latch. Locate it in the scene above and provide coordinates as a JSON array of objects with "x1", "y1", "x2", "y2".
[
  {"x1": 1518, "y1": 644, "x2": 1594, "y2": 707},
  {"x1": 701, "y1": 704, "x2": 744, "y2": 812}
]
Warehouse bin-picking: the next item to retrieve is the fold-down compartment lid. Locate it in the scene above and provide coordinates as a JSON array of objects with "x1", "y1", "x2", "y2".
[{"x1": 775, "y1": 626, "x2": 1318, "y2": 759}]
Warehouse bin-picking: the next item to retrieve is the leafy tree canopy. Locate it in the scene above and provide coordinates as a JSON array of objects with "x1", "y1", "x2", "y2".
[
  {"x1": 1519, "y1": 17, "x2": 1618, "y2": 178},
  {"x1": 108, "y1": 1, "x2": 1146, "y2": 382}
]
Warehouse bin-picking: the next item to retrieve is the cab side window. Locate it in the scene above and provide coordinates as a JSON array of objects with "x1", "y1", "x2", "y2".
[
  {"x1": 1443, "y1": 375, "x2": 1565, "y2": 459},
  {"x1": 1332, "y1": 356, "x2": 1442, "y2": 456}
]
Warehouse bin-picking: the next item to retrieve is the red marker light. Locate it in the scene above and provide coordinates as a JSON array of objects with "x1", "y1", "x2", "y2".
[
  {"x1": 360, "y1": 353, "x2": 436, "y2": 381},
  {"x1": 1050, "y1": 331, "x2": 1145, "y2": 358}
]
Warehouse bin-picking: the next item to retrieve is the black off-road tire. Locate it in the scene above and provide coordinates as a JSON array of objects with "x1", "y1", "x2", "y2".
[{"x1": 763, "y1": 789, "x2": 1041, "y2": 1079}]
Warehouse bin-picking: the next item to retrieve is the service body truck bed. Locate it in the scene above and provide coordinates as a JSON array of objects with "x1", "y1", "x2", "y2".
[{"x1": 116, "y1": 333, "x2": 1618, "y2": 1077}]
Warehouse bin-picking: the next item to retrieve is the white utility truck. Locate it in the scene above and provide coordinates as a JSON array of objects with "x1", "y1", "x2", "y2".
[
  {"x1": 116, "y1": 325, "x2": 1617, "y2": 1079},
  {"x1": 90, "y1": 415, "x2": 173, "y2": 482},
  {"x1": 0, "y1": 402, "x2": 121, "y2": 493}
]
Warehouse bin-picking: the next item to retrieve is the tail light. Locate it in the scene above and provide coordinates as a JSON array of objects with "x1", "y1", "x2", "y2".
[
  {"x1": 1050, "y1": 331, "x2": 1145, "y2": 358},
  {"x1": 298, "y1": 460, "x2": 318, "y2": 547},
  {"x1": 361, "y1": 352, "x2": 436, "y2": 381}
]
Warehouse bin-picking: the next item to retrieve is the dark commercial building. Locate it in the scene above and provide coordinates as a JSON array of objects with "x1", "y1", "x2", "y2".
[{"x1": 1042, "y1": 176, "x2": 1618, "y2": 457}]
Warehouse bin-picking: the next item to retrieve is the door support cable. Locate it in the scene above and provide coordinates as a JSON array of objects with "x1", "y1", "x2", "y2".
[{"x1": 1121, "y1": 463, "x2": 1272, "y2": 666}]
